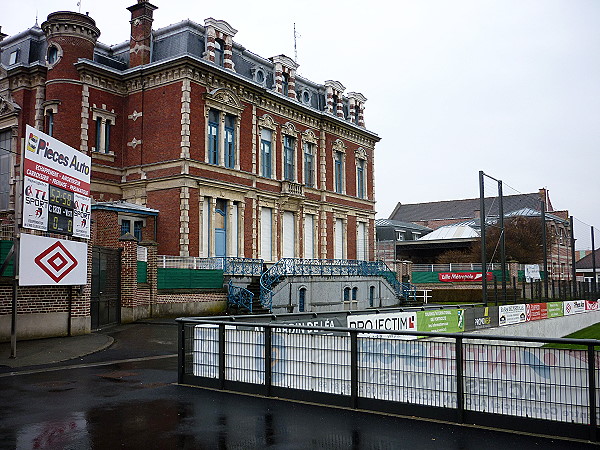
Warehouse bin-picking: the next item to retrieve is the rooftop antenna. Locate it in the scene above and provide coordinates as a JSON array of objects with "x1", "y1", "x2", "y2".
[
  {"x1": 35, "y1": 11, "x2": 39, "y2": 27},
  {"x1": 77, "y1": 1, "x2": 82, "y2": 13},
  {"x1": 293, "y1": 23, "x2": 301, "y2": 63}
]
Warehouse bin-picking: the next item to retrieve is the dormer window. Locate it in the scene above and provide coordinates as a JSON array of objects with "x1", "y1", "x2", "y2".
[
  {"x1": 8, "y1": 50, "x2": 18, "y2": 65},
  {"x1": 282, "y1": 73, "x2": 289, "y2": 96},
  {"x1": 214, "y1": 39, "x2": 225, "y2": 66},
  {"x1": 301, "y1": 90, "x2": 311, "y2": 105},
  {"x1": 254, "y1": 68, "x2": 266, "y2": 85}
]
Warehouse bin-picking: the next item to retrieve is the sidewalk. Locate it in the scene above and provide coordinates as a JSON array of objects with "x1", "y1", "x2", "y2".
[{"x1": 0, "y1": 332, "x2": 113, "y2": 369}]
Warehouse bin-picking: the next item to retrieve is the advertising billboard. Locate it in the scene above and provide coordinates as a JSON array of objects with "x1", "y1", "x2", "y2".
[{"x1": 22, "y1": 125, "x2": 91, "y2": 239}]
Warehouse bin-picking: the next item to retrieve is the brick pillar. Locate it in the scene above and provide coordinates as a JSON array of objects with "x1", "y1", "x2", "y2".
[
  {"x1": 119, "y1": 233, "x2": 138, "y2": 323},
  {"x1": 397, "y1": 260, "x2": 413, "y2": 283},
  {"x1": 508, "y1": 261, "x2": 519, "y2": 281},
  {"x1": 142, "y1": 240, "x2": 158, "y2": 317}
]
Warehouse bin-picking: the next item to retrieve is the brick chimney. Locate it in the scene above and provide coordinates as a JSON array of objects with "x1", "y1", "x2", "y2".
[{"x1": 127, "y1": 0, "x2": 157, "y2": 67}]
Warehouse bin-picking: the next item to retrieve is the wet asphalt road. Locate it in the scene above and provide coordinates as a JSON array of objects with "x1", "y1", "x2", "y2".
[{"x1": 0, "y1": 321, "x2": 597, "y2": 449}]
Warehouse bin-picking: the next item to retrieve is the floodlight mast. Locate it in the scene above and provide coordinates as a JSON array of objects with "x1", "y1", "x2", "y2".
[{"x1": 479, "y1": 171, "x2": 487, "y2": 305}]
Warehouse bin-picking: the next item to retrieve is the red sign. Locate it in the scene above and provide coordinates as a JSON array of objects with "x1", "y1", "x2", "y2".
[
  {"x1": 526, "y1": 303, "x2": 548, "y2": 321},
  {"x1": 586, "y1": 301, "x2": 599, "y2": 311},
  {"x1": 438, "y1": 272, "x2": 493, "y2": 282}
]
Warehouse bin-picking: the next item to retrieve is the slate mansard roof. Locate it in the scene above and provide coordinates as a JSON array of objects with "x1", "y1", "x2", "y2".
[{"x1": 1, "y1": 18, "x2": 360, "y2": 125}]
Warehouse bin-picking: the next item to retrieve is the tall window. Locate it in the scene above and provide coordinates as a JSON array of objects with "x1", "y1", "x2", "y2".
[
  {"x1": 298, "y1": 288, "x2": 306, "y2": 312},
  {"x1": 334, "y1": 151, "x2": 344, "y2": 193},
  {"x1": 93, "y1": 110, "x2": 115, "y2": 154},
  {"x1": 208, "y1": 109, "x2": 219, "y2": 164},
  {"x1": 356, "y1": 159, "x2": 365, "y2": 198},
  {"x1": 224, "y1": 115, "x2": 235, "y2": 168},
  {"x1": 304, "y1": 142, "x2": 315, "y2": 187},
  {"x1": 46, "y1": 111, "x2": 54, "y2": 137},
  {"x1": 261, "y1": 129, "x2": 272, "y2": 178},
  {"x1": 214, "y1": 39, "x2": 225, "y2": 66},
  {"x1": 284, "y1": 135, "x2": 295, "y2": 181},
  {"x1": 0, "y1": 130, "x2": 11, "y2": 210}
]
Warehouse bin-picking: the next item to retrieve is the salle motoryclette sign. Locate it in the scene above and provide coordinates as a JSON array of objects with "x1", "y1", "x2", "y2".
[{"x1": 438, "y1": 272, "x2": 493, "y2": 282}]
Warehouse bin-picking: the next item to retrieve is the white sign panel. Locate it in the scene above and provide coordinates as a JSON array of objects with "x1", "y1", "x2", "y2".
[
  {"x1": 22, "y1": 125, "x2": 91, "y2": 239},
  {"x1": 564, "y1": 300, "x2": 586, "y2": 316},
  {"x1": 499, "y1": 304, "x2": 527, "y2": 326},
  {"x1": 347, "y1": 311, "x2": 417, "y2": 338},
  {"x1": 22, "y1": 177, "x2": 48, "y2": 231},
  {"x1": 19, "y1": 234, "x2": 88, "y2": 286},
  {"x1": 524, "y1": 264, "x2": 541, "y2": 282}
]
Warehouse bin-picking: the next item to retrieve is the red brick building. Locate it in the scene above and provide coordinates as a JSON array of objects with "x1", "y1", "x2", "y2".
[
  {"x1": 1, "y1": 2, "x2": 379, "y2": 260},
  {"x1": 0, "y1": 2, "x2": 379, "y2": 337}
]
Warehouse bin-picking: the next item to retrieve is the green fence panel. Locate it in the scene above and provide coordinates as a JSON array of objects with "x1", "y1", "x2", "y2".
[
  {"x1": 157, "y1": 268, "x2": 224, "y2": 289},
  {"x1": 0, "y1": 240, "x2": 14, "y2": 277},
  {"x1": 137, "y1": 261, "x2": 148, "y2": 283},
  {"x1": 412, "y1": 272, "x2": 440, "y2": 283}
]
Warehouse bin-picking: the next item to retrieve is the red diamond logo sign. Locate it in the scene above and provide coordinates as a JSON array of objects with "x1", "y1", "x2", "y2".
[{"x1": 34, "y1": 241, "x2": 79, "y2": 282}]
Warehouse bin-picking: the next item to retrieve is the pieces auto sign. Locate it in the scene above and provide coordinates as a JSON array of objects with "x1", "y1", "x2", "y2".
[{"x1": 22, "y1": 125, "x2": 91, "y2": 239}]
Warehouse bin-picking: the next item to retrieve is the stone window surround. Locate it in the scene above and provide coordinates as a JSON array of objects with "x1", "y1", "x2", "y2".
[
  {"x1": 46, "y1": 42, "x2": 63, "y2": 68},
  {"x1": 257, "y1": 114, "x2": 278, "y2": 179},
  {"x1": 332, "y1": 138, "x2": 346, "y2": 194},
  {"x1": 281, "y1": 122, "x2": 299, "y2": 183},
  {"x1": 91, "y1": 104, "x2": 116, "y2": 154},
  {"x1": 203, "y1": 88, "x2": 244, "y2": 169},
  {"x1": 355, "y1": 147, "x2": 368, "y2": 199},
  {"x1": 301, "y1": 129, "x2": 318, "y2": 188}
]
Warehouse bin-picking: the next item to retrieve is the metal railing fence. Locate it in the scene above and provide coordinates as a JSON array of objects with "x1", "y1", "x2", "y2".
[
  {"x1": 158, "y1": 255, "x2": 263, "y2": 276},
  {"x1": 178, "y1": 317, "x2": 600, "y2": 441},
  {"x1": 413, "y1": 263, "x2": 503, "y2": 272},
  {"x1": 227, "y1": 280, "x2": 254, "y2": 312}
]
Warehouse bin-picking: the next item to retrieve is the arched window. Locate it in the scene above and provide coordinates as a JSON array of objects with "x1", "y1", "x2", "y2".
[
  {"x1": 214, "y1": 39, "x2": 225, "y2": 66},
  {"x1": 343, "y1": 287, "x2": 350, "y2": 302},
  {"x1": 298, "y1": 287, "x2": 306, "y2": 312}
]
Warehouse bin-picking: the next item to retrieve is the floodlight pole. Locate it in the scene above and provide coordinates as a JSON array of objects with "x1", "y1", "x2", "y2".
[
  {"x1": 592, "y1": 227, "x2": 597, "y2": 296},
  {"x1": 570, "y1": 216, "x2": 577, "y2": 298},
  {"x1": 541, "y1": 200, "x2": 549, "y2": 300},
  {"x1": 479, "y1": 171, "x2": 487, "y2": 305},
  {"x1": 498, "y1": 180, "x2": 507, "y2": 303}
]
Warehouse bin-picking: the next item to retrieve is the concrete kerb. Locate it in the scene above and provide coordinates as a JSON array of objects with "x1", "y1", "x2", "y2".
[{"x1": 0, "y1": 333, "x2": 114, "y2": 369}]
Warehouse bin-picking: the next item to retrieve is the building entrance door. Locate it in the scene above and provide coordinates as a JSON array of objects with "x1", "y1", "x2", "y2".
[
  {"x1": 91, "y1": 246, "x2": 121, "y2": 329},
  {"x1": 215, "y1": 201, "x2": 226, "y2": 257}
]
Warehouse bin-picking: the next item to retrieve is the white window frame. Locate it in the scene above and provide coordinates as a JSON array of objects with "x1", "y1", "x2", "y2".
[{"x1": 92, "y1": 106, "x2": 116, "y2": 154}]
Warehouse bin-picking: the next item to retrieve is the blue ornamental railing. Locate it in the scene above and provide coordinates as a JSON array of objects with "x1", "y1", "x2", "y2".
[
  {"x1": 227, "y1": 280, "x2": 254, "y2": 312},
  {"x1": 259, "y1": 259, "x2": 417, "y2": 311}
]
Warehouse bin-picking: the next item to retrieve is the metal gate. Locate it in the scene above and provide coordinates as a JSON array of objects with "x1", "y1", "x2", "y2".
[{"x1": 91, "y1": 247, "x2": 121, "y2": 329}]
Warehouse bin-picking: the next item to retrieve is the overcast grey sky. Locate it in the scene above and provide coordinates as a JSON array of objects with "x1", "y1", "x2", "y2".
[{"x1": 3, "y1": 0, "x2": 599, "y2": 249}]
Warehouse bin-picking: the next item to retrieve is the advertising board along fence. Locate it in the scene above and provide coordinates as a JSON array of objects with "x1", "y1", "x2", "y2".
[{"x1": 178, "y1": 312, "x2": 600, "y2": 441}]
